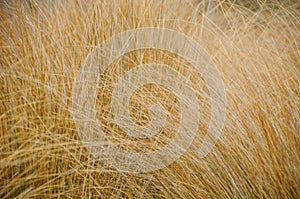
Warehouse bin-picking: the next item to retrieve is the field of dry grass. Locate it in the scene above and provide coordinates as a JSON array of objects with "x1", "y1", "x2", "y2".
[{"x1": 0, "y1": 0, "x2": 299, "y2": 198}]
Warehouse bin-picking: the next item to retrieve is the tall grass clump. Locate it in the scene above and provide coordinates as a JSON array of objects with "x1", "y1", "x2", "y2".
[{"x1": 0, "y1": 0, "x2": 299, "y2": 198}]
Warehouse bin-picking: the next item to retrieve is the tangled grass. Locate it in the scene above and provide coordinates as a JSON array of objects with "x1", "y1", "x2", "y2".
[{"x1": 0, "y1": 0, "x2": 299, "y2": 198}]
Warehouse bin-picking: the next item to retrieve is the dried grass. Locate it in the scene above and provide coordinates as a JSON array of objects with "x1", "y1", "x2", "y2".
[{"x1": 0, "y1": 0, "x2": 299, "y2": 198}]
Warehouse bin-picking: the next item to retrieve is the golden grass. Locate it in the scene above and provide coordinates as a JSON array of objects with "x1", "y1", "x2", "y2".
[{"x1": 0, "y1": 0, "x2": 299, "y2": 198}]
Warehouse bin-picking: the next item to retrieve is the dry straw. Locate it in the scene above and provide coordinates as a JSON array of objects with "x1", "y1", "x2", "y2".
[{"x1": 0, "y1": 0, "x2": 299, "y2": 198}]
